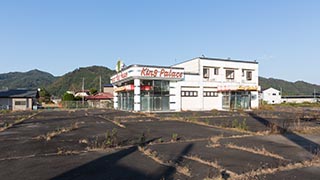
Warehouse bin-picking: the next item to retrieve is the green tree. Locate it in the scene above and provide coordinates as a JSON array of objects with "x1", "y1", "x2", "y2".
[
  {"x1": 39, "y1": 88, "x2": 52, "y2": 104},
  {"x1": 62, "y1": 93, "x2": 75, "y2": 101},
  {"x1": 90, "y1": 88, "x2": 98, "y2": 95}
]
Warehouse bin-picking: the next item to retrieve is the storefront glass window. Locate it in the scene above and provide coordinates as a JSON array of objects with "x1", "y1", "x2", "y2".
[
  {"x1": 117, "y1": 80, "x2": 170, "y2": 111},
  {"x1": 223, "y1": 91, "x2": 251, "y2": 110},
  {"x1": 118, "y1": 91, "x2": 134, "y2": 111},
  {"x1": 140, "y1": 80, "x2": 169, "y2": 111},
  {"x1": 141, "y1": 91, "x2": 152, "y2": 111},
  {"x1": 222, "y1": 92, "x2": 230, "y2": 109}
]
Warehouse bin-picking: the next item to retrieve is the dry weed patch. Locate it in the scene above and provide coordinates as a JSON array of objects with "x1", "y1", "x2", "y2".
[
  {"x1": 225, "y1": 143, "x2": 286, "y2": 160},
  {"x1": 86, "y1": 128, "x2": 120, "y2": 150},
  {"x1": 293, "y1": 126, "x2": 320, "y2": 134},
  {"x1": 225, "y1": 134, "x2": 256, "y2": 139},
  {"x1": 207, "y1": 135, "x2": 223, "y2": 148},
  {"x1": 35, "y1": 122, "x2": 79, "y2": 141},
  {"x1": 0, "y1": 112, "x2": 39, "y2": 132},
  {"x1": 57, "y1": 147, "x2": 86, "y2": 155},
  {"x1": 98, "y1": 115, "x2": 126, "y2": 128},
  {"x1": 235, "y1": 158, "x2": 320, "y2": 179},
  {"x1": 206, "y1": 134, "x2": 257, "y2": 148},
  {"x1": 184, "y1": 155, "x2": 238, "y2": 178},
  {"x1": 138, "y1": 146, "x2": 163, "y2": 165},
  {"x1": 120, "y1": 119, "x2": 155, "y2": 123},
  {"x1": 160, "y1": 117, "x2": 253, "y2": 135},
  {"x1": 138, "y1": 146, "x2": 191, "y2": 177},
  {"x1": 176, "y1": 165, "x2": 191, "y2": 177},
  {"x1": 201, "y1": 158, "x2": 320, "y2": 180},
  {"x1": 149, "y1": 138, "x2": 208, "y2": 146}
]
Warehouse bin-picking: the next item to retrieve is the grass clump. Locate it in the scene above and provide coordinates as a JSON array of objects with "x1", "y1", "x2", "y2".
[
  {"x1": 104, "y1": 128, "x2": 118, "y2": 147},
  {"x1": 171, "y1": 133, "x2": 179, "y2": 142},
  {"x1": 231, "y1": 118, "x2": 248, "y2": 131},
  {"x1": 0, "y1": 110, "x2": 10, "y2": 114},
  {"x1": 36, "y1": 122, "x2": 79, "y2": 141},
  {"x1": 88, "y1": 128, "x2": 120, "y2": 150}
]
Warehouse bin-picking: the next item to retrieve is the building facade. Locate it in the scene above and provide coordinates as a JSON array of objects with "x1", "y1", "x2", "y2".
[
  {"x1": 86, "y1": 92, "x2": 113, "y2": 108},
  {"x1": 0, "y1": 89, "x2": 39, "y2": 111},
  {"x1": 262, "y1": 87, "x2": 282, "y2": 104},
  {"x1": 111, "y1": 57, "x2": 259, "y2": 112},
  {"x1": 103, "y1": 84, "x2": 114, "y2": 94}
]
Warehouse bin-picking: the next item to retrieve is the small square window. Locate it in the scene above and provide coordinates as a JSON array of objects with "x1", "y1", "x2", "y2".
[
  {"x1": 226, "y1": 70, "x2": 235, "y2": 79},
  {"x1": 181, "y1": 91, "x2": 185, "y2": 96},
  {"x1": 214, "y1": 68, "x2": 219, "y2": 75},
  {"x1": 203, "y1": 68, "x2": 209, "y2": 78},
  {"x1": 246, "y1": 71, "x2": 252, "y2": 81}
]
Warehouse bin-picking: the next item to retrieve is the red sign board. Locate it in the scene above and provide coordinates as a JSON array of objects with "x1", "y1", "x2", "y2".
[{"x1": 140, "y1": 67, "x2": 183, "y2": 79}]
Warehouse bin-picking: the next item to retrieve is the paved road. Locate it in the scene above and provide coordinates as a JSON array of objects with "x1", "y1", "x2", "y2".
[{"x1": 0, "y1": 109, "x2": 320, "y2": 180}]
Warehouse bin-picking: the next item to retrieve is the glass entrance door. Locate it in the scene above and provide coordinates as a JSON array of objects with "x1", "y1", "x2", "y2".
[
  {"x1": 154, "y1": 96, "x2": 162, "y2": 111},
  {"x1": 223, "y1": 91, "x2": 251, "y2": 110},
  {"x1": 140, "y1": 80, "x2": 170, "y2": 112},
  {"x1": 141, "y1": 91, "x2": 152, "y2": 111},
  {"x1": 118, "y1": 91, "x2": 134, "y2": 111}
]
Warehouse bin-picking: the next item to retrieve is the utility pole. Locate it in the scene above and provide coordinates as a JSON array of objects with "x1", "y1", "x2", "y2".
[
  {"x1": 99, "y1": 76, "x2": 102, "y2": 93},
  {"x1": 82, "y1": 77, "x2": 84, "y2": 104}
]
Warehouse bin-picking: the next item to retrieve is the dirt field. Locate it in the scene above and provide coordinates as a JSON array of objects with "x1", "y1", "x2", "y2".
[{"x1": 0, "y1": 107, "x2": 320, "y2": 180}]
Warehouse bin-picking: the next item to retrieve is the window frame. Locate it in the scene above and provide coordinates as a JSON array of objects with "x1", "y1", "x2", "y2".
[
  {"x1": 226, "y1": 70, "x2": 235, "y2": 80},
  {"x1": 203, "y1": 91, "x2": 218, "y2": 97},
  {"x1": 181, "y1": 91, "x2": 198, "y2": 97},
  {"x1": 213, "y1": 67, "x2": 219, "y2": 75},
  {"x1": 203, "y1": 67, "x2": 209, "y2": 78},
  {"x1": 15, "y1": 100, "x2": 26, "y2": 106},
  {"x1": 246, "y1": 71, "x2": 252, "y2": 81}
]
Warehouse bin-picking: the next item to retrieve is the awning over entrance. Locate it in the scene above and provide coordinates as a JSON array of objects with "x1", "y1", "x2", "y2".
[
  {"x1": 217, "y1": 85, "x2": 259, "y2": 92},
  {"x1": 115, "y1": 85, "x2": 153, "y2": 92}
]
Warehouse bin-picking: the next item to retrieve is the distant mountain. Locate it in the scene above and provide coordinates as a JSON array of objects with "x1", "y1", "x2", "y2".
[
  {"x1": 0, "y1": 69, "x2": 56, "y2": 90},
  {"x1": 259, "y1": 77, "x2": 320, "y2": 96},
  {"x1": 47, "y1": 66, "x2": 115, "y2": 96},
  {"x1": 1, "y1": 67, "x2": 319, "y2": 97}
]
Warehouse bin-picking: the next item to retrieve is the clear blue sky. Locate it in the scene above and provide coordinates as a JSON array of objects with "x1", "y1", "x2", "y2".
[{"x1": 0, "y1": 0, "x2": 319, "y2": 84}]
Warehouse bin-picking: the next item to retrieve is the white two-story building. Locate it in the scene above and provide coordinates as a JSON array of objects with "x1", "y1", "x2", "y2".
[
  {"x1": 262, "y1": 87, "x2": 282, "y2": 104},
  {"x1": 110, "y1": 57, "x2": 260, "y2": 112}
]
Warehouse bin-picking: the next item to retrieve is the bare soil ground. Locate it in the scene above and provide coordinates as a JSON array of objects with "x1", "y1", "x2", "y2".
[{"x1": 0, "y1": 107, "x2": 320, "y2": 180}]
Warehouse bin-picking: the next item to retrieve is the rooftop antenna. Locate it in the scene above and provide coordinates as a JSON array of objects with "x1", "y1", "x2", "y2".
[{"x1": 201, "y1": 54, "x2": 205, "y2": 58}]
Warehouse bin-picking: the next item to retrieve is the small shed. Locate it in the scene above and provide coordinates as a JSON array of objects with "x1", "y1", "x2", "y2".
[
  {"x1": 86, "y1": 92, "x2": 113, "y2": 108},
  {"x1": 0, "y1": 89, "x2": 39, "y2": 110},
  {"x1": 103, "y1": 84, "x2": 114, "y2": 94}
]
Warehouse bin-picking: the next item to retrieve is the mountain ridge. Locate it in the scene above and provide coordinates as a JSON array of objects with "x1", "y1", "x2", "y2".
[
  {"x1": 1, "y1": 67, "x2": 319, "y2": 96},
  {"x1": 0, "y1": 69, "x2": 56, "y2": 90},
  {"x1": 259, "y1": 77, "x2": 320, "y2": 96}
]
